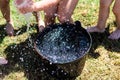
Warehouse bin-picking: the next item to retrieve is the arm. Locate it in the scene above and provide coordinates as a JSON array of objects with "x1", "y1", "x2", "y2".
[
  {"x1": 33, "y1": 0, "x2": 60, "y2": 11},
  {"x1": 15, "y1": 0, "x2": 60, "y2": 14}
]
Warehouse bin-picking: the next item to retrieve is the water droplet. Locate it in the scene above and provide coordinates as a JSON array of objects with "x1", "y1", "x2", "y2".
[
  {"x1": 51, "y1": 71, "x2": 55, "y2": 75},
  {"x1": 42, "y1": 68, "x2": 46, "y2": 71},
  {"x1": 64, "y1": 72, "x2": 67, "y2": 75},
  {"x1": 54, "y1": 13, "x2": 58, "y2": 16},
  {"x1": 49, "y1": 62, "x2": 52, "y2": 65},
  {"x1": 20, "y1": 57, "x2": 24, "y2": 62},
  {"x1": 70, "y1": 69, "x2": 73, "y2": 72},
  {"x1": 40, "y1": 69, "x2": 43, "y2": 72},
  {"x1": 61, "y1": 70, "x2": 64, "y2": 73}
]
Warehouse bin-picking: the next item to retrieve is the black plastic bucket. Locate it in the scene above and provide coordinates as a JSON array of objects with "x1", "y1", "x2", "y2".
[{"x1": 34, "y1": 21, "x2": 92, "y2": 78}]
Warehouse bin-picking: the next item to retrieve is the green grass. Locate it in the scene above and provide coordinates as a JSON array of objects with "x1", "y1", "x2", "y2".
[{"x1": 0, "y1": 0, "x2": 120, "y2": 80}]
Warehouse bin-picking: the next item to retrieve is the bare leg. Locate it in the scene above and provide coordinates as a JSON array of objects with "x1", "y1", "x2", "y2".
[
  {"x1": 0, "y1": 0, "x2": 14, "y2": 36},
  {"x1": 44, "y1": 4, "x2": 58, "y2": 26},
  {"x1": 108, "y1": 0, "x2": 120, "y2": 40},
  {"x1": 0, "y1": 57, "x2": 8, "y2": 65},
  {"x1": 57, "y1": 0, "x2": 78, "y2": 23},
  {"x1": 87, "y1": 0, "x2": 113, "y2": 32},
  {"x1": 33, "y1": 11, "x2": 45, "y2": 32}
]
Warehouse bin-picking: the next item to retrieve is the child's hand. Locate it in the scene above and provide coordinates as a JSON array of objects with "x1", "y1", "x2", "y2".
[{"x1": 15, "y1": 0, "x2": 34, "y2": 14}]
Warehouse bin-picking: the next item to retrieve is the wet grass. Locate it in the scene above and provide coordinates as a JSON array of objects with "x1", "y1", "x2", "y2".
[{"x1": 0, "y1": 0, "x2": 120, "y2": 80}]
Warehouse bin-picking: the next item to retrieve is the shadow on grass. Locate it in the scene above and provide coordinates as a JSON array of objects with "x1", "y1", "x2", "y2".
[
  {"x1": 88, "y1": 25, "x2": 120, "y2": 59},
  {"x1": 0, "y1": 25, "x2": 7, "y2": 44},
  {"x1": 1, "y1": 32, "x2": 78, "y2": 80},
  {"x1": 14, "y1": 24, "x2": 39, "y2": 36},
  {"x1": 0, "y1": 23, "x2": 38, "y2": 44},
  {"x1": 1, "y1": 24, "x2": 119, "y2": 80},
  {"x1": 0, "y1": 24, "x2": 28, "y2": 44}
]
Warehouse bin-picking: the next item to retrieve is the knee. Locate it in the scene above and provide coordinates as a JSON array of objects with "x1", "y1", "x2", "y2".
[
  {"x1": 112, "y1": 7, "x2": 120, "y2": 16},
  {"x1": 57, "y1": 15, "x2": 70, "y2": 23}
]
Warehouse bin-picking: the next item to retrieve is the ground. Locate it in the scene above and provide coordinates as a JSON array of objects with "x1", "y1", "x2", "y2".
[{"x1": 0, "y1": 0, "x2": 120, "y2": 80}]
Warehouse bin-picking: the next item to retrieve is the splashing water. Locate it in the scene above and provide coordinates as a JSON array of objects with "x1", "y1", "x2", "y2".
[
  {"x1": 24, "y1": 13, "x2": 32, "y2": 32},
  {"x1": 24, "y1": 13, "x2": 33, "y2": 47},
  {"x1": 14, "y1": 0, "x2": 33, "y2": 46}
]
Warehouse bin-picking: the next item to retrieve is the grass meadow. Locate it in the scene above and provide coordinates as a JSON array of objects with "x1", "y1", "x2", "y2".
[{"x1": 0, "y1": 0, "x2": 120, "y2": 80}]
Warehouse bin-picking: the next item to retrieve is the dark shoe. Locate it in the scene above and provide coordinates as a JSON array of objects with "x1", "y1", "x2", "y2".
[{"x1": 5, "y1": 23, "x2": 14, "y2": 36}]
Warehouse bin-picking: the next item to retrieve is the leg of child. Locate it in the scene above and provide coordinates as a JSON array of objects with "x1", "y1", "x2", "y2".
[
  {"x1": 87, "y1": 0, "x2": 113, "y2": 33},
  {"x1": 57, "y1": 0, "x2": 78, "y2": 23},
  {"x1": 108, "y1": 0, "x2": 120, "y2": 40},
  {"x1": 31, "y1": 0, "x2": 45, "y2": 32},
  {"x1": 0, "y1": 57, "x2": 8, "y2": 65},
  {"x1": 0, "y1": 0, "x2": 14, "y2": 36},
  {"x1": 33, "y1": 11, "x2": 45, "y2": 32},
  {"x1": 44, "y1": 4, "x2": 58, "y2": 26}
]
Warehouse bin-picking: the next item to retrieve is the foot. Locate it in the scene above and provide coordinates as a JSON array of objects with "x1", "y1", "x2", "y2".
[
  {"x1": 108, "y1": 29, "x2": 120, "y2": 40},
  {"x1": 38, "y1": 20, "x2": 45, "y2": 32},
  {"x1": 0, "y1": 57, "x2": 8, "y2": 65},
  {"x1": 86, "y1": 26, "x2": 105, "y2": 33},
  {"x1": 5, "y1": 23, "x2": 14, "y2": 36}
]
